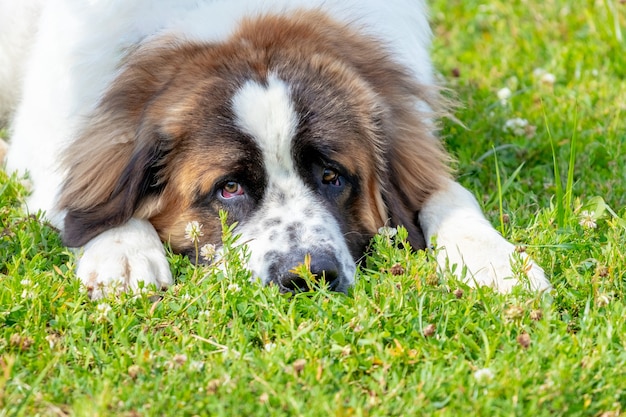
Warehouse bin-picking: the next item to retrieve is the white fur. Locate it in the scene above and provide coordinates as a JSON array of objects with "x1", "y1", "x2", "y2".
[
  {"x1": 419, "y1": 179, "x2": 551, "y2": 292},
  {"x1": 76, "y1": 219, "x2": 173, "y2": 299},
  {"x1": 232, "y1": 76, "x2": 356, "y2": 287},
  {"x1": 232, "y1": 76, "x2": 298, "y2": 176},
  {"x1": 2, "y1": 0, "x2": 433, "y2": 224},
  {"x1": 0, "y1": 0, "x2": 43, "y2": 122},
  {"x1": 0, "y1": 0, "x2": 548, "y2": 296}
]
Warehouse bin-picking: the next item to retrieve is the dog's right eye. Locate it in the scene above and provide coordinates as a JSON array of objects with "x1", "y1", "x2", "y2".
[{"x1": 221, "y1": 181, "x2": 244, "y2": 199}]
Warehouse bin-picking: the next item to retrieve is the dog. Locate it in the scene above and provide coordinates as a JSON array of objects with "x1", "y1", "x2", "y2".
[{"x1": 0, "y1": 0, "x2": 551, "y2": 298}]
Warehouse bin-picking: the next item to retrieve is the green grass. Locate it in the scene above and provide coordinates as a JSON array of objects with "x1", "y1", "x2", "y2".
[{"x1": 2, "y1": 1, "x2": 626, "y2": 415}]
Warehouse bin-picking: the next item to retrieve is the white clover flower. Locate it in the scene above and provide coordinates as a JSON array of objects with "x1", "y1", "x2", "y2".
[
  {"x1": 264, "y1": 342, "x2": 276, "y2": 352},
  {"x1": 198, "y1": 310, "x2": 211, "y2": 318},
  {"x1": 20, "y1": 280, "x2": 37, "y2": 298},
  {"x1": 533, "y1": 68, "x2": 556, "y2": 85},
  {"x1": 172, "y1": 354, "x2": 188, "y2": 366},
  {"x1": 46, "y1": 334, "x2": 60, "y2": 349},
  {"x1": 378, "y1": 226, "x2": 398, "y2": 239},
  {"x1": 540, "y1": 72, "x2": 556, "y2": 85},
  {"x1": 21, "y1": 289, "x2": 36, "y2": 299},
  {"x1": 185, "y1": 221, "x2": 204, "y2": 243},
  {"x1": 597, "y1": 293, "x2": 611, "y2": 307},
  {"x1": 227, "y1": 283, "x2": 241, "y2": 293},
  {"x1": 497, "y1": 87, "x2": 512, "y2": 105},
  {"x1": 97, "y1": 303, "x2": 111, "y2": 314},
  {"x1": 190, "y1": 360, "x2": 205, "y2": 371},
  {"x1": 473, "y1": 368, "x2": 495, "y2": 383},
  {"x1": 200, "y1": 243, "x2": 217, "y2": 262},
  {"x1": 579, "y1": 210, "x2": 597, "y2": 229},
  {"x1": 503, "y1": 118, "x2": 534, "y2": 137},
  {"x1": 96, "y1": 302, "x2": 112, "y2": 321}
]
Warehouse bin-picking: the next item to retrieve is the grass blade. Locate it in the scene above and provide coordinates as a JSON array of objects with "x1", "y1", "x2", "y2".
[
  {"x1": 492, "y1": 145, "x2": 505, "y2": 234},
  {"x1": 544, "y1": 105, "x2": 564, "y2": 227},
  {"x1": 565, "y1": 104, "x2": 578, "y2": 212}
]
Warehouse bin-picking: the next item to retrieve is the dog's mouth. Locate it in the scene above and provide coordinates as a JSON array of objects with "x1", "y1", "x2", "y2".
[
  {"x1": 264, "y1": 250, "x2": 351, "y2": 294},
  {"x1": 182, "y1": 242, "x2": 354, "y2": 293},
  {"x1": 273, "y1": 270, "x2": 347, "y2": 294}
]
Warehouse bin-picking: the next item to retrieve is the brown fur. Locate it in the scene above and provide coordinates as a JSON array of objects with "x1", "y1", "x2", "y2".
[{"x1": 59, "y1": 9, "x2": 451, "y2": 254}]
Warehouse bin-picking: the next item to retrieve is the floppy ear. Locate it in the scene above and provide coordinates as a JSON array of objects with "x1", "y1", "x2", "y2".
[
  {"x1": 373, "y1": 81, "x2": 453, "y2": 251},
  {"x1": 61, "y1": 138, "x2": 168, "y2": 247},
  {"x1": 310, "y1": 20, "x2": 454, "y2": 250},
  {"x1": 58, "y1": 42, "x2": 182, "y2": 247}
]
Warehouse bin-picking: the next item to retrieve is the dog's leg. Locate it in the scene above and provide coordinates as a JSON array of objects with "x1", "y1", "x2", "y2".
[
  {"x1": 419, "y1": 178, "x2": 551, "y2": 292},
  {"x1": 75, "y1": 218, "x2": 173, "y2": 299}
]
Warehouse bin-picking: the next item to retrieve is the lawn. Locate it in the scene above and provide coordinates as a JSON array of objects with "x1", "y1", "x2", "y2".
[{"x1": 1, "y1": 1, "x2": 625, "y2": 416}]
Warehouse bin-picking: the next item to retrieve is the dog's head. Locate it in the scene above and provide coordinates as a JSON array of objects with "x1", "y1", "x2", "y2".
[{"x1": 59, "y1": 11, "x2": 449, "y2": 292}]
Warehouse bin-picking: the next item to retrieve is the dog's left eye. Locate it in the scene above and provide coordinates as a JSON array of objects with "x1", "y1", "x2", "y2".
[
  {"x1": 322, "y1": 168, "x2": 341, "y2": 187},
  {"x1": 221, "y1": 181, "x2": 245, "y2": 199}
]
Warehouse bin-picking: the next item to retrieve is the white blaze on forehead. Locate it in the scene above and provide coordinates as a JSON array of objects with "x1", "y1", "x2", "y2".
[
  {"x1": 231, "y1": 75, "x2": 298, "y2": 175},
  {"x1": 230, "y1": 75, "x2": 357, "y2": 289}
]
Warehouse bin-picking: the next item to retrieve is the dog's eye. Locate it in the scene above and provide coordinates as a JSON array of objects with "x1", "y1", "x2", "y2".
[
  {"x1": 322, "y1": 168, "x2": 341, "y2": 186},
  {"x1": 221, "y1": 181, "x2": 244, "y2": 198}
]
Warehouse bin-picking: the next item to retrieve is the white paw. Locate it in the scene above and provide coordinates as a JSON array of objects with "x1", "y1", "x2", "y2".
[
  {"x1": 420, "y1": 179, "x2": 551, "y2": 293},
  {"x1": 435, "y1": 232, "x2": 551, "y2": 293},
  {"x1": 75, "y1": 218, "x2": 173, "y2": 299}
]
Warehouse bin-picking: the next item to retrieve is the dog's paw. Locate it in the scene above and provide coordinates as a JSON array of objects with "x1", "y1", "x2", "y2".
[
  {"x1": 74, "y1": 218, "x2": 173, "y2": 299},
  {"x1": 434, "y1": 230, "x2": 551, "y2": 293},
  {"x1": 420, "y1": 179, "x2": 551, "y2": 293}
]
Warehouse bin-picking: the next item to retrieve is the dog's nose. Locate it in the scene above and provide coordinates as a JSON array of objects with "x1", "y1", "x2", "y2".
[
  {"x1": 279, "y1": 256, "x2": 340, "y2": 292},
  {"x1": 309, "y1": 257, "x2": 339, "y2": 283}
]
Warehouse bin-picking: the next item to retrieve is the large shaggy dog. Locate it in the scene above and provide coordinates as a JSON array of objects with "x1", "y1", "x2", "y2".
[{"x1": 0, "y1": 0, "x2": 550, "y2": 297}]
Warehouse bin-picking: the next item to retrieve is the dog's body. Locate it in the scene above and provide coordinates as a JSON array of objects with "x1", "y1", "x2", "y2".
[{"x1": 0, "y1": 0, "x2": 550, "y2": 297}]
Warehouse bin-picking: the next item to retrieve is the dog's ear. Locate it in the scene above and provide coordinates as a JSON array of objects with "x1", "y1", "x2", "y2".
[
  {"x1": 369, "y1": 78, "x2": 452, "y2": 251},
  {"x1": 58, "y1": 42, "x2": 182, "y2": 247},
  {"x1": 309, "y1": 21, "x2": 454, "y2": 250},
  {"x1": 380, "y1": 140, "x2": 445, "y2": 250},
  {"x1": 61, "y1": 137, "x2": 168, "y2": 247}
]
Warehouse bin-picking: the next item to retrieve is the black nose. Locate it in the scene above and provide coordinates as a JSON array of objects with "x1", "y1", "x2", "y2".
[{"x1": 279, "y1": 256, "x2": 340, "y2": 292}]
